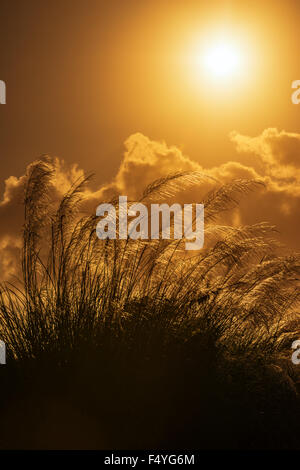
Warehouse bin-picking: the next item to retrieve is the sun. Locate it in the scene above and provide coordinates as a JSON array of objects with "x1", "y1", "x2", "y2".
[
  {"x1": 202, "y1": 41, "x2": 241, "y2": 78},
  {"x1": 181, "y1": 29, "x2": 253, "y2": 99},
  {"x1": 185, "y1": 34, "x2": 245, "y2": 84}
]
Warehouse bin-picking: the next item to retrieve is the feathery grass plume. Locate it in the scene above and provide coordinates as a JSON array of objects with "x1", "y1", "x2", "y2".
[
  {"x1": 140, "y1": 170, "x2": 215, "y2": 202},
  {"x1": 0, "y1": 161, "x2": 298, "y2": 360},
  {"x1": 0, "y1": 160, "x2": 299, "y2": 449}
]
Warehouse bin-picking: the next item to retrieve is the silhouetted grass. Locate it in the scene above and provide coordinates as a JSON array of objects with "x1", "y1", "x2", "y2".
[{"x1": 0, "y1": 158, "x2": 299, "y2": 449}]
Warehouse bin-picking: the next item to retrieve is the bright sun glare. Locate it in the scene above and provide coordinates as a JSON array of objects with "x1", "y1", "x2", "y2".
[
  {"x1": 202, "y1": 41, "x2": 241, "y2": 78},
  {"x1": 184, "y1": 31, "x2": 251, "y2": 93}
]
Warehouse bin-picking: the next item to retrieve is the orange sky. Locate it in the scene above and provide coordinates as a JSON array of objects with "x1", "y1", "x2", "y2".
[
  {"x1": 0, "y1": 0, "x2": 300, "y2": 278},
  {"x1": 1, "y1": 0, "x2": 300, "y2": 176}
]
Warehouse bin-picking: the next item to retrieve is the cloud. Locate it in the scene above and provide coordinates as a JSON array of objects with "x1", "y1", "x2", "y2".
[
  {"x1": 0, "y1": 129, "x2": 299, "y2": 281},
  {"x1": 230, "y1": 128, "x2": 300, "y2": 192},
  {"x1": 94, "y1": 133, "x2": 200, "y2": 201},
  {"x1": 0, "y1": 156, "x2": 85, "y2": 280},
  {"x1": 96, "y1": 130, "x2": 300, "y2": 251},
  {"x1": 229, "y1": 128, "x2": 300, "y2": 248},
  {"x1": 91, "y1": 133, "x2": 261, "y2": 202}
]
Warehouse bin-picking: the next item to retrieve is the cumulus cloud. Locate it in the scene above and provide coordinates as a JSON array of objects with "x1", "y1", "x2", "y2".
[
  {"x1": 0, "y1": 129, "x2": 299, "y2": 281},
  {"x1": 94, "y1": 133, "x2": 200, "y2": 201},
  {"x1": 91, "y1": 130, "x2": 300, "y2": 251},
  {"x1": 229, "y1": 128, "x2": 300, "y2": 250},
  {"x1": 0, "y1": 156, "x2": 85, "y2": 280},
  {"x1": 92, "y1": 133, "x2": 261, "y2": 201},
  {"x1": 230, "y1": 128, "x2": 300, "y2": 191}
]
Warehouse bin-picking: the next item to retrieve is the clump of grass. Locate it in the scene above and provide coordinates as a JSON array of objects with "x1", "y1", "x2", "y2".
[{"x1": 0, "y1": 158, "x2": 299, "y2": 449}]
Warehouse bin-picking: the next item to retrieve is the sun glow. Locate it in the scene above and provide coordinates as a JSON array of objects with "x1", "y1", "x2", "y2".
[
  {"x1": 185, "y1": 32, "x2": 248, "y2": 87},
  {"x1": 202, "y1": 41, "x2": 241, "y2": 78}
]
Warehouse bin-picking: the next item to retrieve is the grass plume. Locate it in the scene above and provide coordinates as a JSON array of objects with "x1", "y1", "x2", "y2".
[{"x1": 0, "y1": 158, "x2": 299, "y2": 449}]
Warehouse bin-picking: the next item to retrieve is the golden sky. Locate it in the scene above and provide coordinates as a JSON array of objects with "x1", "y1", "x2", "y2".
[{"x1": 0, "y1": 0, "x2": 300, "y2": 278}]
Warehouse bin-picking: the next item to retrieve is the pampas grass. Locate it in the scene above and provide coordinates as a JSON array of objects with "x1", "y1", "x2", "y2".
[{"x1": 0, "y1": 158, "x2": 299, "y2": 449}]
